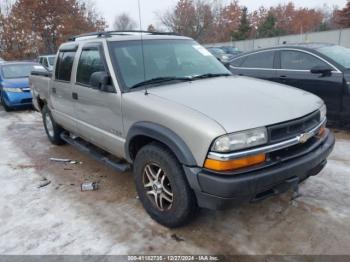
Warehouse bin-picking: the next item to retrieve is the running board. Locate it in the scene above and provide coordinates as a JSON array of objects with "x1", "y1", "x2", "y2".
[{"x1": 60, "y1": 132, "x2": 131, "y2": 173}]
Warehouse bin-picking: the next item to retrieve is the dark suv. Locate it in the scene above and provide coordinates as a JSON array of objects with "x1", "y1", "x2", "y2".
[{"x1": 229, "y1": 43, "x2": 350, "y2": 125}]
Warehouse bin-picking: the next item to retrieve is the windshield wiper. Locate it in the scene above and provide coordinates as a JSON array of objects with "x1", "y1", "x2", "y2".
[
  {"x1": 130, "y1": 77, "x2": 192, "y2": 89},
  {"x1": 190, "y1": 73, "x2": 231, "y2": 80}
]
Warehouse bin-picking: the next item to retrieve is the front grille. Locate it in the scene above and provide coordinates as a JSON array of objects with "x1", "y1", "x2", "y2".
[{"x1": 267, "y1": 111, "x2": 320, "y2": 143}]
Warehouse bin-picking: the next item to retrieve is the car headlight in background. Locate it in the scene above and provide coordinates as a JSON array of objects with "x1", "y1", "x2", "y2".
[
  {"x1": 211, "y1": 127, "x2": 268, "y2": 153},
  {"x1": 319, "y1": 104, "x2": 327, "y2": 121},
  {"x1": 2, "y1": 87, "x2": 23, "y2": 93},
  {"x1": 222, "y1": 55, "x2": 230, "y2": 60}
]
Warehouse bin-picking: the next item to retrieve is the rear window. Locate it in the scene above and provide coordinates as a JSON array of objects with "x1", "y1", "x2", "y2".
[
  {"x1": 1, "y1": 64, "x2": 36, "y2": 79},
  {"x1": 241, "y1": 51, "x2": 275, "y2": 69},
  {"x1": 55, "y1": 51, "x2": 76, "y2": 81}
]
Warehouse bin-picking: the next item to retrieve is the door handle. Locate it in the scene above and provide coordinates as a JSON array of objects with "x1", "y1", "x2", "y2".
[
  {"x1": 72, "y1": 92, "x2": 78, "y2": 100},
  {"x1": 279, "y1": 75, "x2": 288, "y2": 79}
]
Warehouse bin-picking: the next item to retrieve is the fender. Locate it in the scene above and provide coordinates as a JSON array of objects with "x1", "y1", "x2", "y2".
[{"x1": 125, "y1": 121, "x2": 197, "y2": 167}]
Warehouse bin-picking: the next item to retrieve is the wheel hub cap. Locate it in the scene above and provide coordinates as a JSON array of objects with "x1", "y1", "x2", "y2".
[{"x1": 143, "y1": 163, "x2": 173, "y2": 211}]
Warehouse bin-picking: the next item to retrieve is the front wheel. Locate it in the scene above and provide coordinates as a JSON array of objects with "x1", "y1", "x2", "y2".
[
  {"x1": 133, "y1": 142, "x2": 197, "y2": 228},
  {"x1": 42, "y1": 105, "x2": 65, "y2": 145}
]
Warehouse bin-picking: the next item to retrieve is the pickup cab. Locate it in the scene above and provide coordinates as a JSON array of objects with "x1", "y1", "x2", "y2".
[{"x1": 30, "y1": 31, "x2": 335, "y2": 228}]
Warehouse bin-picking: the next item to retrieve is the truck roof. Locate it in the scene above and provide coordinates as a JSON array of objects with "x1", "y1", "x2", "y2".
[{"x1": 67, "y1": 31, "x2": 190, "y2": 42}]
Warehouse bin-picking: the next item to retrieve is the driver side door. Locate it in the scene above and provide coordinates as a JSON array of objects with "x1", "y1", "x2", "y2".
[{"x1": 276, "y1": 49, "x2": 343, "y2": 116}]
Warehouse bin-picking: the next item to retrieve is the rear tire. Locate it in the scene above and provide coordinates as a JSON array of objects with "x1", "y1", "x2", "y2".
[
  {"x1": 133, "y1": 142, "x2": 197, "y2": 228},
  {"x1": 42, "y1": 105, "x2": 65, "y2": 145}
]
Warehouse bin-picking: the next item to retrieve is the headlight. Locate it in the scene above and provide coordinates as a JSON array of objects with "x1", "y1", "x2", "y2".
[
  {"x1": 2, "y1": 87, "x2": 22, "y2": 93},
  {"x1": 211, "y1": 127, "x2": 268, "y2": 153},
  {"x1": 319, "y1": 104, "x2": 327, "y2": 121},
  {"x1": 222, "y1": 55, "x2": 229, "y2": 60}
]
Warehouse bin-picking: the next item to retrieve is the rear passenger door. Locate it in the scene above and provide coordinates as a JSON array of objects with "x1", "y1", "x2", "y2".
[
  {"x1": 230, "y1": 51, "x2": 277, "y2": 81},
  {"x1": 51, "y1": 45, "x2": 78, "y2": 132},
  {"x1": 277, "y1": 49, "x2": 344, "y2": 115},
  {"x1": 73, "y1": 43, "x2": 124, "y2": 157}
]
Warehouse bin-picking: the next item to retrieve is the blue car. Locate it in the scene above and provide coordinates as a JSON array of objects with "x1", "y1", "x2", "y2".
[{"x1": 0, "y1": 62, "x2": 43, "y2": 111}]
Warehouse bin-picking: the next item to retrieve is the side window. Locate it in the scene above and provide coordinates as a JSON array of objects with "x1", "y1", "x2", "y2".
[
  {"x1": 241, "y1": 51, "x2": 275, "y2": 69},
  {"x1": 55, "y1": 51, "x2": 76, "y2": 82},
  {"x1": 281, "y1": 51, "x2": 328, "y2": 70},
  {"x1": 76, "y1": 49, "x2": 106, "y2": 86},
  {"x1": 43, "y1": 58, "x2": 49, "y2": 68},
  {"x1": 230, "y1": 56, "x2": 246, "y2": 67}
]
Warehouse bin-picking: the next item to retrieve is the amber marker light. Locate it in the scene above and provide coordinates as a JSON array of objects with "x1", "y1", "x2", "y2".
[{"x1": 204, "y1": 154, "x2": 266, "y2": 172}]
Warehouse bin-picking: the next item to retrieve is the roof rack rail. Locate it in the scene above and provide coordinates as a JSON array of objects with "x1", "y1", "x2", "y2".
[{"x1": 68, "y1": 30, "x2": 178, "y2": 41}]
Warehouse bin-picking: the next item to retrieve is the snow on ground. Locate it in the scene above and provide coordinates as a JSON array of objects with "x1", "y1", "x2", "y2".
[{"x1": 0, "y1": 108, "x2": 350, "y2": 255}]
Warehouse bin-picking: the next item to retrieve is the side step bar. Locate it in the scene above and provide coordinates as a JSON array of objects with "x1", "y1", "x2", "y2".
[{"x1": 60, "y1": 132, "x2": 131, "y2": 173}]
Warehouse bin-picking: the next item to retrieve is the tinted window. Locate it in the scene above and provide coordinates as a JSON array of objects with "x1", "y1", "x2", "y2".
[
  {"x1": 281, "y1": 51, "x2": 328, "y2": 70},
  {"x1": 76, "y1": 49, "x2": 105, "y2": 85},
  {"x1": 230, "y1": 56, "x2": 246, "y2": 67},
  {"x1": 55, "y1": 51, "x2": 76, "y2": 81},
  {"x1": 241, "y1": 51, "x2": 274, "y2": 69}
]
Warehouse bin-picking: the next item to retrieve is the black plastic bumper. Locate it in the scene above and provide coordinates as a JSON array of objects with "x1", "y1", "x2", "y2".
[{"x1": 184, "y1": 131, "x2": 335, "y2": 210}]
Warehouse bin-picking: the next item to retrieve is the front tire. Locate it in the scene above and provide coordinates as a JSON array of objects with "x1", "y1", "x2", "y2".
[
  {"x1": 42, "y1": 105, "x2": 65, "y2": 145},
  {"x1": 133, "y1": 142, "x2": 197, "y2": 228}
]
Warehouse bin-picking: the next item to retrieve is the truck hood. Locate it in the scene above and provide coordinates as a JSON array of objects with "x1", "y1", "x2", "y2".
[
  {"x1": 1, "y1": 78, "x2": 29, "y2": 88},
  {"x1": 148, "y1": 76, "x2": 324, "y2": 133}
]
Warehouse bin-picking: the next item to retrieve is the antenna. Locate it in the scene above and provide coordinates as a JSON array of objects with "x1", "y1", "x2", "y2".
[{"x1": 138, "y1": 0, "x2": 148, "y2": 95}]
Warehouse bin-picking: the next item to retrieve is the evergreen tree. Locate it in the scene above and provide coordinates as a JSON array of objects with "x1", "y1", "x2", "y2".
[
  {"x1": 232, "y1": 7, "x2": 251, "y2": 40},
  {"x1": 257, "y1": 13, "x2": 285, "y2": 38}
]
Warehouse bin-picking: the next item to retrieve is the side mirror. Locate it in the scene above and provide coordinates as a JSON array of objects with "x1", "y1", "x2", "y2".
[
  {"x1": 310, "y1": 66, "x2": 333, "y2": 77},
  {"x1": 90, "y1": 72, "x2": 114, "y2": 93}
]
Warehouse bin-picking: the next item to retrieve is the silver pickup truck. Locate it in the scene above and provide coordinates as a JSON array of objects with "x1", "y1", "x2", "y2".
[{"x1": 30, "y1": 31, "x2": 335, "y2": 228}]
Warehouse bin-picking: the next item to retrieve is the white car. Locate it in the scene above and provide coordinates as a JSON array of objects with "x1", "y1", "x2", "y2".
[{"x1": 38, "y1": 55, "x2": 56, "y2": 71}]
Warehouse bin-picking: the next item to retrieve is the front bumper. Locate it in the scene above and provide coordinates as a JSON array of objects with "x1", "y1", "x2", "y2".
[
  {"x1": 2, "y1": 91, "x2": 33, "y2": 107},
  {"x1": 184, "y1": 130, "x2": 335, "y2": 210}
]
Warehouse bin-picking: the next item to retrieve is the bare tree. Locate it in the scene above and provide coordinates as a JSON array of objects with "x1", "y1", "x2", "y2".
[
  {"x1": 159, "y1": 0, "x2": 216, "y2": 43},
  {"x1": 113, "y1": 13, "x2": 137, "y2": 31}
]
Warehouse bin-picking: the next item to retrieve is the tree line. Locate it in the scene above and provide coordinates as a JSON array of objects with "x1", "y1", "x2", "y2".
[
  {"x1": 0, "y1": 0, "x2": 106, "y2": 60},
  {"x1": 158, "y1": 0, "x2": 350, "y2": 44},
  {"x1": 1, "y1": 0, "x2": 350, "y2": 60}
]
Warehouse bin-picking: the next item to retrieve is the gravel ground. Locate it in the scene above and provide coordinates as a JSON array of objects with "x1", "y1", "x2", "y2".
[{"x1": 0, "y1": 108, "x2": 350, "y2": 255}]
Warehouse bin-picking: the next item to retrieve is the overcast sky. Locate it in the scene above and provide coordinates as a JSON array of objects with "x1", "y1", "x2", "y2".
[{"x1": 94, "y1": 0, "x2": 348, "y2": 30}]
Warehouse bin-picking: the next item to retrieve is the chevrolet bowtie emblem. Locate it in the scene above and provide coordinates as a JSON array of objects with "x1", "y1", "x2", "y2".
[{"x1": 299, "y1": 133, "x2": 312, "y2": 144}]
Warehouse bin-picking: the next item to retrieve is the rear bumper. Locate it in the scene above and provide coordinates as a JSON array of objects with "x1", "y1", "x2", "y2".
[
  {"x1": 3, "y1": 91, "x2": 32, "y2": 107},
  {"x1": 184, "y1": 131, "x2": 335, "y2": 210}
]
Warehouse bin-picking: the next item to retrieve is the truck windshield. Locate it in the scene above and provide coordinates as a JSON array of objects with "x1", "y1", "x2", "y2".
[
  {"x1": 1, "y1": 64, "x2": 37, "y2": 79},
  {"x1": 109, "y1": 39, "x2": 230, "y2": 89}
]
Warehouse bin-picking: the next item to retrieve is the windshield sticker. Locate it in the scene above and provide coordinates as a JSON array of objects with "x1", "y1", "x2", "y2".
[{"x1": 193, "y1": 45, "x2": 213, "y2": 56}]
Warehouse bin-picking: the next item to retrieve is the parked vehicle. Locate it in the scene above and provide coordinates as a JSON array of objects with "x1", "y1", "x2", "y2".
[
  {"x1": 219, "y1": 46, "x2": 242, "y2": 57},
  {"x1": 0, "y1": 62, "x2": 45, "y2": 111},
  {"x1": 207, "y1": 47, "x2": 234, "y2": 64},
  {"x1": 30, "y1": 31, "x2": 334, "y2": 228},
  {"x1": 229, "y1": 43, "x2": 350, "y2": 125},
  {"x1": 38, "y1": 55, "x2": 56, "y2": 71}
]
